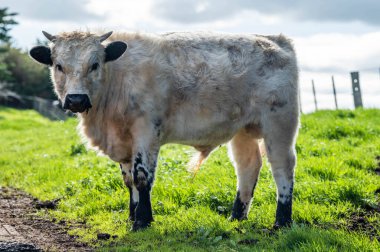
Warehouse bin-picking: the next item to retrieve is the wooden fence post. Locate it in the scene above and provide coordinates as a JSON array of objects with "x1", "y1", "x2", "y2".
[
  {"x1": 331, "y1": 76, "x2": 338, "y2": 109},
  {"x1": 312, "y1": 79, "x2": 318, "y2": 111},
  {"x1": 350, "y1": 72, "x2": 363, "y2": 108}
]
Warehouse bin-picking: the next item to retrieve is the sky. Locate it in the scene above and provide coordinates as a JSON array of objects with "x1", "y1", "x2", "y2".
[{"x1": 2, "y1": 0, "x2": 380, "y2": 113}]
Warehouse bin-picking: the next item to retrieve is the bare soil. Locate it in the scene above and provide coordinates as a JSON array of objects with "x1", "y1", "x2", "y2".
[
  {"x1": 0, "y1": 187, "x2": 91, "y2": 251},
  {"x1": 346, "y1": 210, "x2": 380, "y2": 242}
]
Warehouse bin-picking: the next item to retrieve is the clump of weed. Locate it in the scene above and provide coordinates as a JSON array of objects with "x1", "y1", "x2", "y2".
[
  {"x1": 336, "y1": 111, "x2": 355, "y2": 119},
  {"x1": 70, "y1": 143, "x2": 87, "y2": 156}
]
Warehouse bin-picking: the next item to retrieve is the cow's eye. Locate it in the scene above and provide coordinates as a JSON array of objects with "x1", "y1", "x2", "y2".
[
  {"x1": 90, "y1": 63, "x2": 99, "y2": 72},
  {"x1": 56, "y1": 64, "x2": 63, "y2": 72}
]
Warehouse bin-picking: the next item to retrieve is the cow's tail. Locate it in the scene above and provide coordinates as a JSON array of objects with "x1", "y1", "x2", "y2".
[
  {"x1": 187, "y1": 148, "x2": 212, "y2": 175},
  {"x1": 187, "y1": 152, "x2": 206, "y2": 175},
  {"x1": 259, "y1": 139, "x2": 267, "y2": 156}
]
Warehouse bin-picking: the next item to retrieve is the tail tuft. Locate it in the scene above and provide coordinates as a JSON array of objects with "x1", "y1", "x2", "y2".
[
  {"x1": 187, "y1": 152, "x2": 206, "y2": 174},
  {"x1": 259, "y1": 139, "x2": 266, "y2": 157},
  {"x1": 187, "y1": 147, "x2": 214, "y2": 176}
]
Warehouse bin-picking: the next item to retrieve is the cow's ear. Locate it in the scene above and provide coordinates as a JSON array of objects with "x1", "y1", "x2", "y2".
[
  {"x1": 104, "y1": 41, "x2": 127, "y2": 62},
  {"x1": 29, "y1": 46, "x2": 53, "y2": 66}
]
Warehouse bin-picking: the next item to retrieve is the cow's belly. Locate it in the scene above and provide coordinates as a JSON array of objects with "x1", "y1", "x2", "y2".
[
  {"x1": 163, "y1": 107, "x2": 253, "y2": 146},
  {"x1": 165, "y1": 121, "x2": 238, "y2": 146}
]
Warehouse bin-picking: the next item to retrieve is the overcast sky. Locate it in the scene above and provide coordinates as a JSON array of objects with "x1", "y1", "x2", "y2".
[{"x1": 2, "y1": 0, "x2": 380, "y2": 112}]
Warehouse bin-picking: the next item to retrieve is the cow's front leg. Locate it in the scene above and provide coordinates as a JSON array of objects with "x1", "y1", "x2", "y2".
[
  {"x1": 130, "y1": 118, "x2": 160, "y2": 231},
  {"x1": 131, "y1": 151, "x2": 157, "y2": 231},
  {"x1": 120, "y1": 162, "x2": 138, "y2": 221}
]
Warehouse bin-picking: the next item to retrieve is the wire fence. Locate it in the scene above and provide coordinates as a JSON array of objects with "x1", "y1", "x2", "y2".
[{"x1": 300, "y1": 69, "x2": 380, "y2": 113}]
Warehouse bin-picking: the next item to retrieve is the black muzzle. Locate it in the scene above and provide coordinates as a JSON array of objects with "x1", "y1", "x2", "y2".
[{"x1": 63, "y1": 94, "x2": 92, "y2": 113}]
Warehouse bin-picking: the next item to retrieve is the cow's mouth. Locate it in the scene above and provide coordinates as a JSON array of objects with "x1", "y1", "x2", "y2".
[
  {"x1": 63, "y1": 94, "x2": 92, "y2": 113},
  {"x1": 70, "y1": 106, "x2": 92, "y2": 114}
]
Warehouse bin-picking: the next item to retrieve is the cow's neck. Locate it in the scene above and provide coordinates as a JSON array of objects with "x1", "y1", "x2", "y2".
[
  {"x1": 77, "y1": 69, "x2": 133, "y2": 161},
  {"x1": 80, "y1": 63, "x2": 134, "y2": 129}
]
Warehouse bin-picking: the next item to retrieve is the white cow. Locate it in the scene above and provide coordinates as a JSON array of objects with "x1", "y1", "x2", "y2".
[{"x1": 29, "y1": 31, "x2": 299, "y2": 231}]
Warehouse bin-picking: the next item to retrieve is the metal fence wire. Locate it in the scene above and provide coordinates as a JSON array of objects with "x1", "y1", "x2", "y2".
[{"x1": 303, "y1": 70, "x2": 379, "y2": 113}]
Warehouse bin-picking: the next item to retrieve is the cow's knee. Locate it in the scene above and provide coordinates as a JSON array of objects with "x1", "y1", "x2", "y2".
[{"x1": 133, "y1": 152, "x2": 154, "y2": 190}]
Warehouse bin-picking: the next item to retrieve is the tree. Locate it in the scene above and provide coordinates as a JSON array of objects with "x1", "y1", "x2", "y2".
[
  {"x1": 3, "y1": 47, "x2": 54, "y2": 99},
  {"x1": 0, "y1": 8, "x2": 18, "y2": 82},
  {"x1": 0, "y1": 51, "x2": 12, "y2": 82},
  {"x1": 0, "y1": 8, "x2": 18, "y2": 44},
  {"x1": 0, "y1": 8, "x2": 54, "y2": 99}
]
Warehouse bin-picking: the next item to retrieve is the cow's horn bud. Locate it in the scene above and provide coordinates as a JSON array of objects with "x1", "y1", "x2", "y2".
[
  {"x1": 42, "y1": 31, "x2": 56, "y2": 42},
  {"x1": 99, "y1": 31, "x2": 113, "y2": 42}
]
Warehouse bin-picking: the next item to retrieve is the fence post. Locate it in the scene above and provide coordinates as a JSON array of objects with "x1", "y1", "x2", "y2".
[
  {"x1": 312, "y1": 79, "x2": 318, "y2": 111},
  {"x1": 331, "y1": 76, "x2": 338, "y2": 109},
  {"x1": 350, "y1": 72, "x2": 363, "y2": 108}
]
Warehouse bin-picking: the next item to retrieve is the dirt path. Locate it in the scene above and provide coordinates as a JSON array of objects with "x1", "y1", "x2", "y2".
[{"x1": 0, "y1": 187, "x2": 91, "y2": 251}]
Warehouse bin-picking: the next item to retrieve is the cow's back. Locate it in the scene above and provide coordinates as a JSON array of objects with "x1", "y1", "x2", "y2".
[
  {"x1": 153, "y1": 32, "x2": 298, "y2": 145},
  {"x1": 106, "y1": 32, "x2": 298, "y2": 146}
]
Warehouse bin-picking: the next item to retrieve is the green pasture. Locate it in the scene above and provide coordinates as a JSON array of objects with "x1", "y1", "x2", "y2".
[{"x1": 0, "y1": 107, "x2": 379, "y2": 251}]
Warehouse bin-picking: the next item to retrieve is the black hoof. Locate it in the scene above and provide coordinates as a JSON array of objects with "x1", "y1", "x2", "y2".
[
  {"x1": 128, "y1": 215, "x2": 135, "y2": 222},
  {"x1": 273, "y1": 219, "x2": 292, "y2": 229},
  {"x1": 230, "y1": 191, "x2": 250, "y2": 222},
  {"x1": 131, "y1": 220, "x2": 151, "y2": 231},
  {"x1": 228, "y1": 215, "x2": 247, "y2": 222},
  {"x1": 275, "y1": 199, "x2": 292, "y2": 228}
]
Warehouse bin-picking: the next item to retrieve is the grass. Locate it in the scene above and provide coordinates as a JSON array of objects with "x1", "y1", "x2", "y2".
[{"x1": 0, "y1": 106, "x2": 379, "y2": 251}]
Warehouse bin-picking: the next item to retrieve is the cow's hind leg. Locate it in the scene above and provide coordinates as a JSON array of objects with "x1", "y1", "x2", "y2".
[
  {"x1": 120, "y1": 162, "x2": 138, "y2": 221},
  {"x1": 228, "y1": 129, "x2": 262, "y2": 221},
  {"x1": 263, "y1": 112, "x2": 299, "y2": 227}
]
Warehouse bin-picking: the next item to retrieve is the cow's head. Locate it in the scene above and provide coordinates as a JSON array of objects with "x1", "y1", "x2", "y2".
[{"x1": 29, "y1": 31, "x2": 127, "y2": 113}]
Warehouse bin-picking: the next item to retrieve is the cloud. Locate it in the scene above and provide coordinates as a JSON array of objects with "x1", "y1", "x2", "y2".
[
  {"x1": 153, "y1": 1, "x2": 239, "y2": 23},
  {"x1": 152, "y1": 0, "x2": 380, "y2": 26},
  {"x1": 1, "y1": 0, "x2": 102, "y2": 22},
  {"x1": 295, "y1": 32, "x2": 380, "y2": 73},
  {"x1": 294, "y1": 32, "x2": 380, "y2": 112}
]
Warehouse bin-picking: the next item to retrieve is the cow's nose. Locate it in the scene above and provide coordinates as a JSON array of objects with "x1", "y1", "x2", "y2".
[{"x1": 63, "y1": 94, "x2": 92, "y2": 113}]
